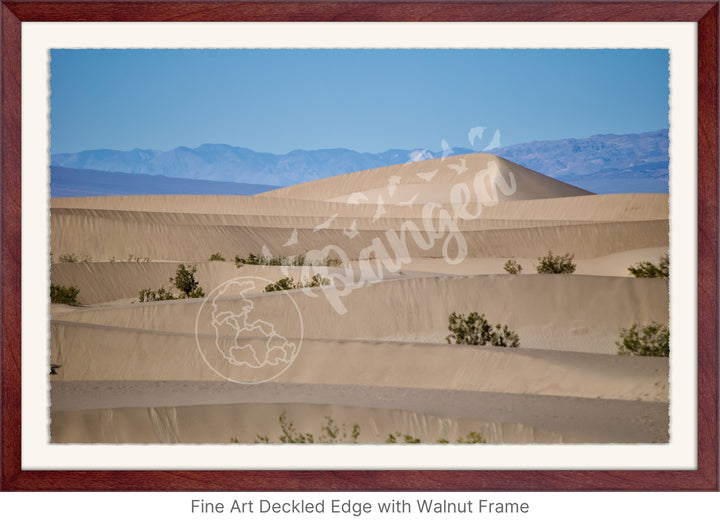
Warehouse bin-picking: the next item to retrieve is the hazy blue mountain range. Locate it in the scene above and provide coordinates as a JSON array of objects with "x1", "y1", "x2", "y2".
[
  {"x1": 491, "y1": 129, "x2": 668, "y2": 194},
  {"x1": 51, "y1": 129, "x2": 668, "y2": 196},
  {"x1": 50, "y1": 166, "x2": 278, "y2": 198}
]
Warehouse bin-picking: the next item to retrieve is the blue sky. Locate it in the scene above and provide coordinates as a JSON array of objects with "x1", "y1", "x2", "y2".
[{"x1": 50, "y1": 48, "x2": 669, "y2": 155}]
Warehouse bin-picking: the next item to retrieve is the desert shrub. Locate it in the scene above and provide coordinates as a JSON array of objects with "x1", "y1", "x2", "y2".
[
  {"x1": 319, "y1": 257, "x2": 343, "y2": 267},
  {"x1": 139, "y1": 287, "x2": 175, "y2": 303},
  {"x1": 536, "y1": 251, "x2": 576, "y2": 274},
  {"x1": 170, "y1": 264, "x2": 204, "y2": 298},
  {"x1": 264, "y1": 277, "x2": 297, "y2": 292},
  {"x1": 386, "y1": 433, "x2": 421, "y2": 444},
  {"x1": 319, "y1": 416, "x2": 361, "y2": 444},
  {"x1": 234, "y1": 252, "x2": 342, "y2": 268},
  {"x1": 50, "y1": 283, "x2": 80, "y2": 305},
  {"x1": 277, "y1": 411, "x2": 314, "y2": 444},
  {"x1": 446, "y1": 312, "x2": 519, "y2": 347},
  {"x1": 243, "y1": 412, "x2": 360, "y2": 444},
  {"x1": 457, "y1": 431, "x2": 487, "y2": 444},
  {"x1": 57, "y1": 253, "x2": 91, "y2": 263},
  {"x1": 628, "y1": 253, "x2": 669, "y2": 278},
  {"x1": 616, "y1": 322, "x2": 669, "y2": 357},
  {"x1": 235, "y1": 252, "x2": 289, "y2": 267},
  {"x1": 139, "y1": 264, "x2": 204, "y2": 302},
  {"x1": 303, "y1": 274, "x2": 331, "y2": 288},
  {"x1": 387, "y1": 431, "x2": 486, "y2": 444},
  {"x1": 504, "y1": 259, "x2": 523, "y2": 274},
  {"x1": 209, "y1": 252, "x2": 226, "y2": 262},
  {"x1": 264, "y1": 274, "x2": 330, "y2": 292},
  {"x1": 235, "y1": 253, "x2": 261, "y2": 266}
]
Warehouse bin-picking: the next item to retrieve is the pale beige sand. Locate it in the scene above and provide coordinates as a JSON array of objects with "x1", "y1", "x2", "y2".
[
  {"x1": 391, "y1": 247, "x2": 669, "y2": 277},
  {"x1": 50, "y1": 191, "x2": 667, "y2": 261},
  {"x1": 264, "y1": 153, "x2": 593, "y2": 202},
  {"x1": 48, "y1": 155, "x2": 670, "y2": 445},
  {"x1": 50, "y1": 192, "x2": 668, "y2": 225},
  {"x1": 50, "y1": 247, "x2": 668, "y2": 307},
  {"x1": 50, "y1": 212, "x2": 667, "y2": 261},
  {"x1": 50, "y1": 330, "x2": 669, "y2": 400},
  {"x1": 51, "y1": 275, "x2": 668, "y2": 354},
  {"x1": 49, "y1": 401, "x2": 588, "y2": 444},
  {"x1": 49, "y1": 397, "x2": 668, "y2": 444},
  {"x1": 50, "y1": 261, "x2": 348, "y2": 306}
]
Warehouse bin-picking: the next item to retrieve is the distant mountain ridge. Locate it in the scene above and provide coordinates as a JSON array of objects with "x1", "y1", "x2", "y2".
[
  {"x1": 490, "y1": 130, "x2": 668, "y2": 194},
  {"x1": 51, "y1": 129, "x2": 668, "y2": 194},
  {"x1": 50, "y1": 166, "x2": 278, "y2": 198}
]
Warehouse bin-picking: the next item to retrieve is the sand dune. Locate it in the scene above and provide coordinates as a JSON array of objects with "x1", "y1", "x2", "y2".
[
  {"x1": 50, "y1": 246, "x2": 667, "y2": 306},
  {"x1": 50, "y1": 400, "x2": 593, "y2": 444},
  {"x1": 48, "y1": 154, "x2": 670, "y2": 445},
  {"x1": 50, "y1": 261, "x2": 337, "y2": 306},
  {"x1": 49, "y1": 397, "x2": 667, "y2": 444},
  {"x1": 263, "y1": 153, "x2": 593, "y2": 202},
  {"x1": 50, "y1": 201, "x2": 667, "y2": 262},
  {"x1": 395, "y1": 247, "x2": 669, "y2": 277},
  {"x1": 50, "y1": 328, "x2": 669, "y2": 401},
  {"x1": 52, "y1": 274, "x2": 668, "y2": 354}
]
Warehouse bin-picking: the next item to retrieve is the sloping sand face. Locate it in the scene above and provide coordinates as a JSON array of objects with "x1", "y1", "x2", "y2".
[
  {"x1": 48, "y1": 154, "x2": 670, "y2": 446},
  {"x1": 50, "y1": 398, "x2": 666, "y2": 444},
  {"x1": 263, "y1": 153, "x2": 594, "y2": 202},
  {"x1": 52, "y1": 275, "x2": 668, "y2": 354},
  {"x1": 50, "y1": 192, "x2": 667, "y2": 262}
]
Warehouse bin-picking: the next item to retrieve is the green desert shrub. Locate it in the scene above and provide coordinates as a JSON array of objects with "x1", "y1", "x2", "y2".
[
  {"x1": 628, "y1": 253, "x2": 669, "y2": 278},
  {"x1": 139, "y1": 264, "x2": 204, "y2": 302},
  {"x1": 319, "y1": 416, "x2": 361, "y2": 444},
  {"x1": 387, "y1": 431, "x2": 487, "y2": 444},
  {"x1": 264, "y1": 277, "x2": 297, "y2": 292},
  {"x1": 235, "y1": 253, "x2": 293, "y2": 267},
  {"x1": 240, "y1": 412, "x2": 484, "y2": 444},
  {"x1": 277, "y1": 410, "x2": 314, "y2": 444},
  {"x1": 242, "y1": 412, "x2": 360, "y2": 444},
  {"x1": 170, "y1": 264, "x2": 204, "y2": 298},
  {"x1": 536, "y1": 251, "x2": 576, "y2": 274},
  {"x1": 386, "y1": 433, "x2": 421, "y2": 444},
  {"x1": 457, "y1": 431, "x2": 487, "y2": 444},
  {"x1": 209, "y1": 252, "x2": 226, "y2": 262},
  {"x1": 50, "y1": 284, "x2": 80, "y2": 305},
  {"x1": 616, "y1": 322, "x2": 669, "y2": 357},
  {"x1": 234, "y1": 252, "x2": 342, "y2": 268},
  {"x1": 303, "y1": 274, "x2": 331, "y2": 288},
  {"x1": 139, "y1": 287, "x2": 175, "y2": 303},
  {"x1": 264, "y1": 274, "x2": 331, "y2": 292},
  {"x1": 504, "y1": 259, "x2": 523, "y2": 274},
  {"x1": 446, "y1": 312, "x2": 520, "y2": 347}
]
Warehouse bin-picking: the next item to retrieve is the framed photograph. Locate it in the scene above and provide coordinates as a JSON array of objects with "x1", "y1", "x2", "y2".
[{"x1": 1, "y1": 1, "x2": 717, "y2": 491}]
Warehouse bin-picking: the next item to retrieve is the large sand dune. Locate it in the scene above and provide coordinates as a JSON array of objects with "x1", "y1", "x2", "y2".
[
  {"x1": 49, "y1": 154, "x2": 670, "y2": 445},
  {"x1": 263, "y1": 153, "x2": 594, "y2": 202},
  {"x1": 50, "y1": 196, "x2": 667, "y2": 262}
]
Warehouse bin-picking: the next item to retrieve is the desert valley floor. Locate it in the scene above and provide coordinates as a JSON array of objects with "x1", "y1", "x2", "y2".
[{"x1": 49, "y1": 153, "x2": 670, "y2": 444}]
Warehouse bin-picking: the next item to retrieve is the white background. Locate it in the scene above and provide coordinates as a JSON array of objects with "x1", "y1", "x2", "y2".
[
  {"x1": 23, "y1": 20, "x2": 698, "y2": 472},
  {"x1": 5, "y1": 19, "x2": 716, "y2": 522}
]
